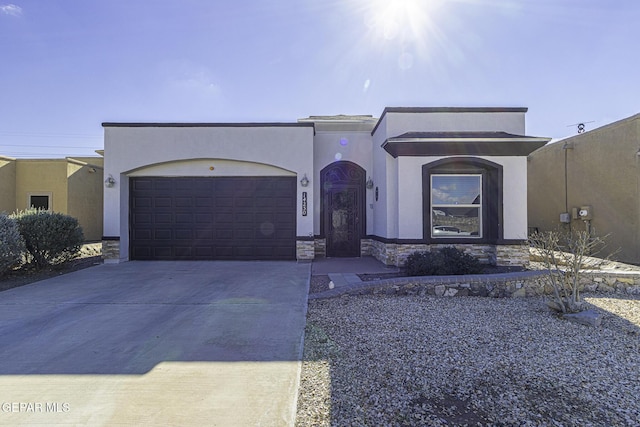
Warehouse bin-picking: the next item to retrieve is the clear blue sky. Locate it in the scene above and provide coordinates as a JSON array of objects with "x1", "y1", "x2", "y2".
[{"x1": 1, "y1": 0, "x2": 638, "y2": 158}]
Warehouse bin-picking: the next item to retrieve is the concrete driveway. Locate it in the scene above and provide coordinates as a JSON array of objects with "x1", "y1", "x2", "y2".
[{"x1": 0, "y1": 261, "x2": 310, "y2": 426}]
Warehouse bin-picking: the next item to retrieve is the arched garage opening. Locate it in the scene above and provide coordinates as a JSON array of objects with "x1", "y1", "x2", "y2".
[{"x1": 129, "y1": 161, "x2": 297, "y2": 260}]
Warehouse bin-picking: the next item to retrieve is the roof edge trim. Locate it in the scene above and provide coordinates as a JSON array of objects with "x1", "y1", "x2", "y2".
[
  {"x1": 102, "y1": 122, "x2": 315, "y2": 128},
  {"x1": 372, "y1": 106, "x2": 529, "y2": 135}
]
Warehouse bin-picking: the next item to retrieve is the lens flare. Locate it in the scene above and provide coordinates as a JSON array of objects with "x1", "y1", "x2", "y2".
[{"x1": 260, "y1": 222, "x2": 275, "y2": 236}]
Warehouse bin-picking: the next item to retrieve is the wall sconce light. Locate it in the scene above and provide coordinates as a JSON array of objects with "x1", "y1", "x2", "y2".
[
  {"x1": 366, "y1": 177, "x2": 374, "y2": 189},
  {"x1": 300, "y1": 174, "x2": 310, "y2": 187},
  {"x1": 88, "y1": 167, "x2": 96, "y2": 173},
  {"x1": 104, "y1": 175, "x2": 116, "y2": 188}
]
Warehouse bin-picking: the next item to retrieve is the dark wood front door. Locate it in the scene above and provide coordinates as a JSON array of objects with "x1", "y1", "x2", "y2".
[{"x1": 321, "y1": 162, "x2": 365, "y2": 257}]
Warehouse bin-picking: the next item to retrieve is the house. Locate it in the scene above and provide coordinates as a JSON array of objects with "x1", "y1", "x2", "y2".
[
  {"x1": 102, "y1": 107, "x2": 549, "y2": 266},
  {"x1": 528, "y1": 113, "x2": 640, "y2": 265},
  {"x1": 0, "y1": 155, "x2": 104, "y2": 241}
]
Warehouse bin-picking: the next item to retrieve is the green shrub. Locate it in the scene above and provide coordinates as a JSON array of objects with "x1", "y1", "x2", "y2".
[
  {"x1": 0, "y1": 214, "x2": 25, "y2": 275},
  {"x1": 406, "y1": 247, "x2": 483, "y2": 276},
  {"x1": 405, "y1": 251, "x2": 444, "y2": 276},
  {"x1": 11, "y1": 209, "x2": 84, "y2": 268}
]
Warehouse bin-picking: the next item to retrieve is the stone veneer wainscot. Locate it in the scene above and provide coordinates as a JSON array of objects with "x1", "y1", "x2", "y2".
[{"x1": 361, "y1": 238, "x2": 527, "y2": 267}]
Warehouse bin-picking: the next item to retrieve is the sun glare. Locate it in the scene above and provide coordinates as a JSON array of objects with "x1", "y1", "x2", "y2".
[
  {"x1": 365, "y1": 0, "x2": 437, "y2": 42},
  {"x1": 359, "y1": 0, "x2": 444, "y2": 71}
]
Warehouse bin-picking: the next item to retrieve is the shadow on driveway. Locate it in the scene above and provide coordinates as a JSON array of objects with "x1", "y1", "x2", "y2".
[{"x1": 0, "y1": 261, "x2": 310, "y2": 426}]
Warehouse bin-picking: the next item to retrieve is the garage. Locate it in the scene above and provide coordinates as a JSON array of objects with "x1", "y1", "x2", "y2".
[{"x1": 129, "y1": 176, "x2": 296, "y2": 260}]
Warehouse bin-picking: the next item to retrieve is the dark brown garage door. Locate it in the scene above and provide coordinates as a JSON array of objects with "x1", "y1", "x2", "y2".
[{"x1": 130, "y1": 177, "x2": 296, "y2": 260}]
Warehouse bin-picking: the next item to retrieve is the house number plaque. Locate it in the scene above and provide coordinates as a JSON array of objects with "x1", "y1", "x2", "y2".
[{"x1": 302, "y1": 192, "x2": 308, "y2": 216}]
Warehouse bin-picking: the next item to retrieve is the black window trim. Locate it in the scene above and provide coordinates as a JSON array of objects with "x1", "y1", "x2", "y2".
[{"x1": 422, "y1": 157, "x2": 503, "y2": 244}]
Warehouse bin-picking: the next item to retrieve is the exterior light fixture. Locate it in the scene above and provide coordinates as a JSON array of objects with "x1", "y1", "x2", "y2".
[
  {"x1": 300, "y1": 174, "x2": 310, "y2": 187},
  {"x1": 105, "y1": 175, "x2": 116, "y2": 188},
  {"x1": 366, "y1": 177, "x2": 374, "y2": 189}
]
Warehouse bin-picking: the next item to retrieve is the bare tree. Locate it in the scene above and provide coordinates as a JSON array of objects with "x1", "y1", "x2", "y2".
[{"x1": 529, "y1": 229, "x2": 608, "y2": 314}]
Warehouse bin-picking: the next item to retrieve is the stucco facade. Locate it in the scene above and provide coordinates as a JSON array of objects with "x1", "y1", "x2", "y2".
[
  {"x1": 102, "y1": 124, "x2": 315, "y2": 262},
  {"x1": 103, "y1": 107, "x2": 548, "y2": 265},
  {"x1": 0, "y1": 156, "x2": 16, "y2": 214},
  {"x1": 364, "y1": 108, "x2": 548, "y2": 265},
  {"x1": 0, "y1": 156, "x2": 104, "y2": 241},
  {"x1": 528, "y1": 113, "x2": 640, "y2": 264}
]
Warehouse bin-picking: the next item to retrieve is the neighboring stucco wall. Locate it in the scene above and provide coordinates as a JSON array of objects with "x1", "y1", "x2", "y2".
[
  {"x1": 67, "y1": 158, "x2": 104, "y2": 241},
  {"x1": 15, "y1": 160, "x2": 68, "y2": 212},
  {"x1": 10, "y1": 157, "x2": 105, "y2": 241},
  {"x1": 528, "y1": 114, "x2": 640, "y2": 264},
  {"x1": 0, "y1": 157, "x2": 16, "y2": 214},
  {"x1": 103, "y1": 125, "x2": 315, "y2": 261}
]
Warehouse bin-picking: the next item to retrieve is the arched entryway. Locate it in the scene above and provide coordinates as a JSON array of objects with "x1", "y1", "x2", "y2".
[{"x1": 321, "y1": 161, "x2": 366, "y2": 257}]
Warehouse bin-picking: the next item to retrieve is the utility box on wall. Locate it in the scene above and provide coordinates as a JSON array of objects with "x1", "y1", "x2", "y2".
[{"x1": 572, "y1": 206, "x2": 593, "y2": 220}]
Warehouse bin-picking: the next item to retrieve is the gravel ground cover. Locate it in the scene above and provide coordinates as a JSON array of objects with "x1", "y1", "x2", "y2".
[{"x1": 296, "y1": 293, "x2": 640, "y2": 426}]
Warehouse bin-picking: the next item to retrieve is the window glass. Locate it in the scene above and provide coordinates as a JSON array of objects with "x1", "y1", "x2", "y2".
[
  {"x1": 431, "y1": 175, "x2": 481, "y2": 238},
  {"x1": 30, "y1": 195, "x2": 50, "y2": 210}
]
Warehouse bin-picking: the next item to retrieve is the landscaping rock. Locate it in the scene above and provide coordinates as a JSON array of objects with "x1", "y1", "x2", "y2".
[
  {"x1": 597, "y1": 283, "x2": 615, "y2": 293},
  {"x1": 512, "y1": 287, "x2": 527, "y2": 298},
  {"x1": 563, "y1": 309, "x2": 602, "y2": 327},
  {"x1": 443, "y1": 288, "x2": 458, "y2": 297}
]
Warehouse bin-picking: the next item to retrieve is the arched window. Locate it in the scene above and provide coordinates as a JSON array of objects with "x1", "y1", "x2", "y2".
[{"x1": 422, "y1": 158, "x2": 503, "y2": 243}]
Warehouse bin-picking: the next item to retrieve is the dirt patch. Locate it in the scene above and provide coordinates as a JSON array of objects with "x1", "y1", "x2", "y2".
[{"x1": 0, "y1": 244, "x2": 103, "y2": 292}]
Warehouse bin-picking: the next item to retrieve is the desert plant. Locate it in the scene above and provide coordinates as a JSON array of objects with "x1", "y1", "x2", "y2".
[
  {"x1": 11, "y1": 209, "x2": 84, "y2": 268},
  {"x1": 0, "y1": 214, "x2": 26, "y2": 275},
  {"x1": 406, "y1": 247, "x2": 482, "y2": 276},
  {"x1": 529, "y1": 229, "x2": 608, "y2": 313}
]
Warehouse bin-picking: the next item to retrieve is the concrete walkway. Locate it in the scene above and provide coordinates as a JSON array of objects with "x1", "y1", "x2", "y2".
[
  {"x1": 310, "y1": 256, "x2": 400, "y2": 275},
  {"x1": 0, "y1": 261, "x2": 310, "y2": 426}
]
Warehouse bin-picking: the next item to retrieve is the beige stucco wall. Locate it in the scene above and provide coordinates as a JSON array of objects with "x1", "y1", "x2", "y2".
[
  {"x1": 66, "y1": 158, "x2": 104, "y2": 241},
  {"x1": 0, "y1": 157, "x2": 16, "y2": 214},
  {"x1": 528, "y1": 114, "x2": 640, "y2": 264},
  {"x1": 15, "y1": 160, "x2": 68, "y2": 212},
  {"x1": 10, "y1": 157, "x2": 104, "y2": 241}
]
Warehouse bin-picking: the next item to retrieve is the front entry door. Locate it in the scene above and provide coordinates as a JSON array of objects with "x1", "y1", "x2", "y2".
[{"x1": 321, "y1": 162, "x2": 365, "y2": 257}]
